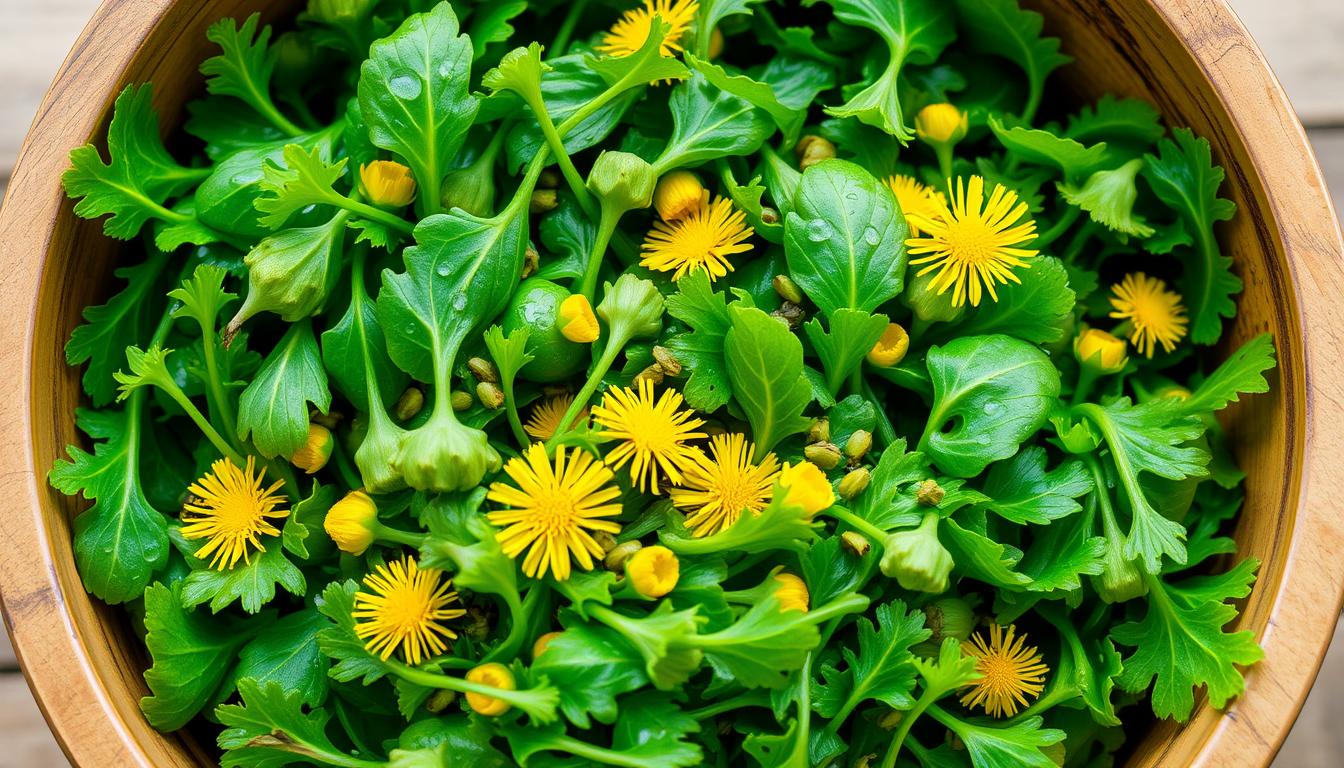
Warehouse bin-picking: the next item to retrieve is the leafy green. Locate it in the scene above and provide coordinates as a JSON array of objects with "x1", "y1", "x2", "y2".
[
  {"x1": 652, "y1": 70, "x2": 774, "y2": 173},
  {"x1": 952, "y1": 0, "x2": 1071, "y2": 121},
  {"x1": 928, "y1": 705, "x2": 1066, "y2": 768},
  {"x1": 201, "y1": 14, "x2": 303, "y2": 137},
  {"x1": 976, "y1": 447, "x2": 1092, "y2": 524},
  {"x1": 236, "y1": 320, "x2": 331, "y2": 458},
  {"x1": 805, "y1": 310, "x2": 890, "y2": 397},
  {"x1": 590, "y1": 603, "x2": 705, "y2": 690},
  {"x1": 216, "y1": 680, "x2": 351, "y2": 768},
  {"x1": 697, "y1": 593, "x2": 869, "y2": 688},
  {"x1": 234, "y1": 609, "x2": 329, "y2": 708},
  {"x1": 181, "y1": 540, "x2": 306, "y2": 614},
  {"x1": 990, "y1": 116, "x2": 1111, "y2": 180},
  {"x1": 503, "y1": 693, "x2": 702, "y2": 768},
  {"x1": 662, "y1": 488, "x2": 818, "y2": 555},
  {"x1": 814, "y1": 600, "x2": 929, "y2": 718},
  {"x1": 1066, "y1": 95, "x2": 1165, "y2": 146},
  {"x1": 65, "y1": 250, "x2": 168, "y2": 407},
  {"x1": 531, "y1": 622, "x2": 649, "y2": 727},
  {"x1": 724, "y1": 305, "x2": 814, "y2": 457},
  {"x1": 1178, "y1": 333, "x2": 1276, "y2": 416},
  {"x1": 1060, "y1": 158, "x2": 1155, "y2": 237},
  {"x1": 686, "y1": 54, "x2": 805, "y2": 144},
  {"x1": 665, "y1": 270, "x2": 738, "y2": 411},
  {"x1": 924, "y1": 256, "x2": 1074, "y2": 345}
]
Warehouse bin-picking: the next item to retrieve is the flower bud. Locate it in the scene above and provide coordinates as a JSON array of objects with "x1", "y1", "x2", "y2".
[
  {"x1": 440, "y1": 162, "x2": 495, "y2": 216},
  {"x1": 1094, "y1": 544, "x2": 1149, "y2": 603},
  {"x1": 450, "y1": 390, "x2": 474, "y2": 411},
  {"x1": 915, "y1": 103, "x2": 968, "y2": 149},
  {"x1": 880, "y1": 513, "x2": 954, "y2": 593},
  {"x1": 324, "y1": 490, "x2": 379, "y2": 555},
  {"x1": 355, "y1": 415, "x2": 408, "y2": 494},
  {"x1": 804, "y1": 441, "x2": 843, "y2": 470},
  {"x1": 225, "y1": 219, "x2": 347, "y2": 339},
  {"x1": 523, "y1": 246, "x2": 540, "y2": 279},
  {"x1": 626, "y1": 545, "x2": 680, "y2": 598},
  {"x1": 593, "y1": 531, "x2": 619, "y2": 554},
  {"x1": 838, "y1": 467, "x2": 872, "y2": 500},
  {"x1": 468, "y1": 357, "x2": 500, "y2": 384},
  {"x1": 532, "y1": 631, "x2": 562, "y2": 660},
  {"x1": 877, "y1": 710, "x2": 904, "y2": 730},
  {"x1": 291, "y1": 423, "x2": 334, "y2": 473},
  {"x1": 529, "y1": 188, "x2": 558, "y2": 214},
  {"x1": 605, "y1": 540, "x2": 643, "y2": 571},
  {"x1": 633, "y1": 363, "x2": 666, "y2": 386},
  {"x1": 557, "y1": 294, "x2": 601, "y2": 343},
  {"x1": 652, "y1": 346, "x2": 682, "y2": 376},
  {"x1": 587, "y1": 151, "x2": 656, "y2": 213},
  {"x1": 393, "y1": 387, "x2": 424, "y2": 422},
  {"x1": 597, "y1": 274, "x2": 665, "y2": 344},
  {"x1": 425, "y1": 689, "x2": 456, "y2": 713},
  {"x1": 539, "y1": 168, "x2": 561, "y2": 189},
  {"x1": 772, "y1": 274, "x2": 805, "y2": 304},
  {"x1": 476, "y1": 381, "x2": 505, "y2": 410},
  {"x1": 772, "y1": 573, "x2": 810, "y2": 612},
  {"x1": 795, "y1": 135, "x2": 836, "y2": 170},
  {"x1": 922, "y1": 597, "x2": 974, "y2": 644},
  {"x1": 778, "y1": 461, "x2": 835, "y2": 515},
  {"x1": 761, "y1": 206, "x2": 781, "y2": 225},
  {"x1": 393, "y1": 413, "x2": 501, "y2": 492},
  {"x1": 840, "y1": 530, "x2": 871, "y2": 556},
  {"x1": 867, "y1": 323, "x2": 910, "y2": 368},
  {"x1": 916, "y1": 479, "x2": 945, "y2": 507},
  {"x1": 807, "y1": 418, "x2": 831, "y2": 443},
  {"x1": 654, "y1": 170, "x2": 706, "y2": 222},
  {"x1": 360, "y1": 160, "x2": 417, "y2": 208},
  {"x1": 1151, "y1": 385, "x2": 1191, "y2": 402},
  {"x1": 1074, "y1": 328, "x2": 1129, "y2": 374},
  {"x1": 844, "y1": 429, "x2": 873, "y2": 461},
  {"x1": 464, "y1": 663, "x2": 515, "y2": 717},
  {"x1": 903, "y1": 268, "x2": 965, "y2": 325}
]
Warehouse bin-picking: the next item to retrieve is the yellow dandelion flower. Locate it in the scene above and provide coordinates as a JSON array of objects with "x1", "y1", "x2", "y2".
[
  {"x1": 885, "y1": 175, "x2": 947, "y2": 237},
  {"x1": 777, "y1": 461, "x2": 834, "y2": 516},
  {"x1": 773, "y1": 573, "x2": 810, "y2": 612},
  {"x1": 626, "y1": 545, "x2": 680, "y2": 598},
  {"x1": 640, "y1": 195, "x2": 754, "y2": 282},
  {"x1": 486, "y1": 444, "x2": 624, "y2": 580},
  {"x1": 465, "y1": 663, "x2": 516, "y2": 716},
  {"x1": 353, "y1": 555, "x2": 465, "y2": 666},
  {"x1": 1108, "y1": 272, "x2": 1189, "y2": 358},
  {"x1": 524, "y1": 394, "x2": 589, "y2": 442},
  {"x1": 959, "y1": 623, "x2": 1050, "y2": 718},
  {"x1": 905, "y1": 176, "x2": 1039, "y2": 308},
  {"x1": 181, "y1": 456, "x2": 288, "y2": 570},
  {"x1": 669, "y1": 433, "x2": 779, "y2": 537},
  {"x1": 591, "y1": 378, "x2": 706, "y2": 494},
  {"x1": 598, "y1": 0, "x2": 699, "y2": 58}
]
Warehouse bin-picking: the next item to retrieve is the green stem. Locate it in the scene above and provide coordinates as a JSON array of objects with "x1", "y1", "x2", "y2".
[
  {"x1": 862, "y1": 381, "x2": 899, "y2": 448},
  {"x1": 935, "y1": 144, "x2": 955, "y2": 191},
  {"x1": 390, "y1": 660, "x2": 541, "y2": 701},
  {"x1": 548, "y1": 0, "x2": 590, "y2": 58},
  {"x1": 544, "y1": 334, "x2": 625, "y2": 451},
  {"x1": 375, "y1": 524, "x2": 426, "y2": 548},
  {"x1": 825, "y1": 505, "x2": 888, "y2": 545},
  {"x1": 685, "y1": 691, "x2": 772, "y2": 721},
  {"x1": 525, "y1": 91, "x2": 597, "y2": 218},
  {"x1": 880, "y1": 691, "x2": 938, "y2": 768},
  {"x1": 501, "y1": 375, "x2": 530, "y2": 451},
  {"x1": 1021, "y1": 83, "x2": 1043, "y2": 126},
  {"x1": 332, "y1": 439, "x2": 362, "y2": 489},
  {"x1": 542, "y1": 735, "x2": 649, "y2": 768},
  {"x1": 1072, "y1": 365, "x2": 1099, "y2": 406},
  {"x1": 339, "y1": 197, "x2": 415, "y2": 235},
  {"x1": 1034, "y1": 205, "x2": 1081, "y2": 252},
  {"x1": 578, "y1": 201, "x2": 623, "y2": 302},
  {"x1": 1062, "y1": 219, "x2": 1098, "y2": 265},
  {"x1": 159, "y1": 380, "x2": 245, "y2": 466},
  {"x1": 484, "y1": 584, "x2": 535, "y2": 664}
]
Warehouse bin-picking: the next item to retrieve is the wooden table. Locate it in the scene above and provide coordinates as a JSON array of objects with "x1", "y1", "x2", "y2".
[{"x1": 1, "y1": 0, "x2": 1342, "y2": 766}]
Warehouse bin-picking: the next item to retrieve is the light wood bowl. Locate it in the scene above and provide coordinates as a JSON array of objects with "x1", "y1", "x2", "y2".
[{"x1": 2, "y1": 0, "x2": 1343, "y2": 765}]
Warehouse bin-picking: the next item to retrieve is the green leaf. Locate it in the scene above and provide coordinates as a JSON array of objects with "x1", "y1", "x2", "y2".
[
  {"x1": 321, "y1": 260, "x2": 408, "y2": 413},
  {"x1": 1059, "y1": 158, "x2": 1156, "y2": 238},
  {"x1": 697, "y1": 593, "x2": 869, "y2": 689},
  {"x1": 924, "y1": 256, "x2": 1074, "y2": 346},
  {"x1": 913, "y1": 637, "x2": 982, "y2": 697},
  {"x1": 1036, "y1": 603, "x2": 1122, "y2": 726},
  {"x1": 686, "y1": 54, "x2": 804, "y2": 143},
  {"x1": 802, "y1": 525, "x2": 878, "y2": 606},
  {"x1": 317, "y1": 580, "x2": 392, "y2": 685},
  {"x1": 852, "y1": 439, "x2": 931, "y2": 530},
  {"x1": 805, "y1": 310, "x2": 890, "y2": 397},
  {"x1": 1012, "y1": 499, "x2": 1106, "y2": 593},
  {"x1": 50, "y1": 405, "x2": 169, "y2": 604},
  {"x1": 665, "y1": 270, "x2": 737, "y2": 411},
  {"x1": 952, "y1": 0, "x2": 1071, "y2": 121},
  {"x1": 940, "y1": 515, "x2": 1032, "y2": 589},
  {"x1": 503, "y1": 692, "x2": 702, "y2": 768},
  {"x1": 216, "y1": 680, "x2": 347, "y2": 768},
  {"x1": 652, "y1": 70, "x2": 774, "y2": 173},
  {"x1": 929, "y1": 706, "x2": 1066, "y2": 768},
  {"x1": 358, "y1": 2, "x2": 479, "y2": 218},
  {"x1": 590, "y1": 603, "x2": 705, "y2": 690},
  {"x1": 693, "y1": 0, "x2": 767, "y2": 57},
  {"x1": 201, "y1": 14, "x2": 300, "y2": 136},
  {"x1": 467, "y1": 0, "x2": 527, "y2": 59},
  {"x1": 252, "y1": 143, "x2": 348, "y2": 229},
  {"x1": 170, "y1": 264, "x2": 236, "y2": 332},
  {"x1": 814, "y1": 600, "x2": 930, "y2": 718},
  {"x1": 1112, "y1": 560, "x2": 1264, "y2": 721},
  {"x1": 817, "y1": 0, "x2": 955, "y2": 140},
  {"x1": 661, "y1": 488, "x2": 819, "y2": 555},
  {"x1": 550, "y1": 569, "x2": 618, "y2": 619},
  {"x1": 724, "y1": 305, "x2": 814, "y2": 457},
  {"x1": 483, "y1": 325, "x2": 534, "y2": 393},
  {"x1": 976, "y1": 446, "x2": 1092, "y2": 524},
  {"x1": 282, "y1": 481, "x2": 337, "y2": 562},
  {"x1": 141, "y1": 582, "x2": 256, "y2": 731},
  {"x1": 1142, "y1": 128, "x2": 1240, "y2": 344},
  {"x1": 65, "y1": 250, "x2": 168, "y2": 406},
  {"x1": 784, "y1": 160, "x2": 908, "y2": 317},
  {"x1": 181, "y1": 540, "x2": 306, "y2": 614},
  {"x1": 63, "y1": 84, "x2": 206, "y2": 240},
  {"x1": 989, "y1": 116, "x2": 1111, "y2": 181},
  {"x1": 532, "y1": 622, "x2": 649, "y2": 727},
  {"x1": 234, "y1": 609, "x2": 329, "y2": 708},
  {"x1": 1177, "y1": 333, "x2": 1276, "y2": 416},
  {"x1": 586, "y1": 19, "x2": 691, "y2": 87},
  {"x1": 721, "y1": 166, "x2": 784, "y2": 244},
  {"x1": 920, "y1": 335, "x2": 1060, "y2": 478},
  {"x1": 1066, "y1": 95, "x2": 1165, "y2": 146},
  {"x1": 237, "y1": 320, "x2": 331, "y2": 458},
  {"x1": 195, "y1": 128, "x2": 338, "y2": 239}
]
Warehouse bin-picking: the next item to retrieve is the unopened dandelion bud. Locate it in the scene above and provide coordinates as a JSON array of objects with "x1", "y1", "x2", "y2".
[
  {"x1": 627, "y1": 545, "x2": 680, "y2": 598},
  {"x1": 291, "y1": 423, "x2": 334, "y2": 473},
  {"x1": 877, "y1": 710, "x2": 904, "y2": 730},
  {"x1": 468, "y1": 357, "x2": 499, "y2": 384},
  {"x1": 772, "y1": 274, "x2": 804, "y2": 303},
  {"x1": 923, "y1": 597, "x2": 974, "y2": 644},
  {"x1": 804, "y1": 441, "x2": 843, "y2": 470},
  {"x1": 558, "y1": 294, "x2": 601, "y2": 343},
  {"x1": 450, "y1": 390, "x2": 474, "y2": 411},
  {"x1": 652, "y1": 345, "x2": 682, "y2": 376},
  {"x1": 426, "y1": 689, "x2": 457, "y2": 713},
  {"x1": 761, "y1": 206, "x2": 781, "y2": 225},
  {"x1": 633, "y1": 364, "x2": 666, "y2": 386},
  {"x1": 522, "y1": 246, "x2": 540, "y2": 279},
  {"x1": 593, "y1": 531, "x2": 619, "y2": 554},
  {"x1": 838, "y1": 467, "x2": 872, "y2": 500},
  {"x1": 532, "y1": 631, "x2": 563, "y2": 660},
  {"x1": 530, "y1": 188, "x2": 559, "y2": 214},
  {"x1": 464, "y1": 663, "x2": 515, "y2": 717},
  {"x1": 840, "y1": 530, "x2": 871, "y2": 556},
  {"x1": 807, "y1": 418, "x2": 831, "y2": 443},
  {"x1": 779, "y1": 461, "x2": 835, "y2": 515},
  {"x1": 654, "y1": 170, "x2": 705, "y2": 222},
  {"x1": 360, "y1": 160, "x2": 417, "y2": 208},
  {"x1": 772, "y1": 573, "x2": 809, "y2": 612},
  {"x1": 796, "y1": 135, "x2": 836, "y2": 170},
  {"x1": 605, "y1": 540, "x2": 643, "y2": 571},
  {"x1": 867, "y1": 323, "x2": 910, "y2": 367},
  {"x1": 324, "y1": 490, "x2": 379, "y2": 555},
  {"x1": 880, "y1": 512, "x2": 954, "y2": 593},
  {"x1": 476, "y1": 381, "x2": 505, "y2": 410},
  {"x1": 393, "y1": 387, "x2": 424, "y2": 421},
  {"x1": 916, "y1": 478, "x2": 945, "y2": 507},
  {"x1": 915, "y1": 103, "x2": 969, "y2": 148},
  {"x1": 845, "y1": 429, "x2": 873, "y2": 461}
]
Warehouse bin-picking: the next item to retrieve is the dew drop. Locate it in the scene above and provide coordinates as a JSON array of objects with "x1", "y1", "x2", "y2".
[
  {"x1": 806, "y1": 219, "x2": 833, "y2": 243},
  {"x1": 388, "y1": 73, "x2": 423, "y2": 100},
  {"x1": 452, "y1": 293, "x2": 468, "y2": 311},
  {"x1": 438, "y1": 60, "x2": 456, "y2": 79},
  {"x1": 863, "y1": 226, "x2": 881, "y2": 245},
  {"x1": 983, "y1": 402, "x2": 1003, "y2": 416},
  {"x1": 436, "y1": 264, "x2": 451, "y2": 277}
]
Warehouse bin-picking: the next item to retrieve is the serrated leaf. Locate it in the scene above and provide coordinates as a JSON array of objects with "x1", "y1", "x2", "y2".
[
  {"x1": 804, "y1": 309, "x2": 890, "y2": 398},
  {"x1": 1177, "y1": 333, "x2": 1275, "y2": 416},
  {"x1": 216, "y1": 679, "x2": 346, "y2": 768},
  {"x1": 814, "y1": 601, "x2": 929, "y2": 719},
  {"x1": 181, "y1": 541, "x2": 306, "y2": 614},
  {"x1": 652, "y1": 69, "x2": 774, "y2": 172},
  {"x1": 65, "y1": 250, "x2": 168, "y2": 406},
  {"x1": 234, "y1": 609, "x2": 329, "y2": 708},
  {"x1": 724, "y1": 305, "x2": 814, "y2": 457},
  {"x1": 925, "y1": 256, "x2": 1074, "y2": 346},
  {"x1": 952, "y1": 0, "x2": 1072, "y2": 121},
  {"x1": 665, "y1": 270, "x2": 737, "y2": 411},
  {"x1": 976, "y1": 446, "x2": 1093, "y2": 525},
  {"x1": 532, "y1": 622, "x2": 649, "y2": 727},
  {"x1": 990, "y1": 116, "x2": 1111, "y2": 181},
  {"x1": 237, "y1": 320, "x2": 331, "y2": 458}
]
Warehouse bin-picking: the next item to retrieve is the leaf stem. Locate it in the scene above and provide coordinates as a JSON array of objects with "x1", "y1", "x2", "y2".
[
  {"x1": 158, "y1": 378, "x2": 246, "y2": 467},
  {"x1": 523, "y1": 89, "x2": 597, "y2": 218},
  {"x1": 861, "y1": 381, "x2": 899, "y2": 448},
  {"x1": 825, "y1": 505, "x2": 889, "y2": 544},
  {"x1": 545, "y1": 336, "x2": 625, "y2": 451},
  {"x1": 548, "y1": 0, "x2": 590, "y2": 58},
  {"x1": 376, "y1": 524, "x2": 426, "y2": 548},
  {"x1": 685, "y1": 690, "x2": 772, "y2": 720},
  {"x1": 388, "y1": 659, "x2": 547, "y2": 710},
  {"x1": 880, "y1": 689, "x2": 938, "y2": 768},
  {"x1": 1034, "y1": 205, "x2": 1081, "y2": 252},
  {"x1": 483, "y1": 583, "x2": 535, "y2": 664},
  {"x1": 341, "y1": 197, "x2": 416, "y2": 235},
  {"x1": 578, "y1": 200, "x2": 623, "y2": 302}
]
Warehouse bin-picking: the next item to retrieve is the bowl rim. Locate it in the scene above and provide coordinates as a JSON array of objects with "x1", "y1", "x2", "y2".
[{"x1": 2, "y1": 0, "x2": 1344, "y2": 766}]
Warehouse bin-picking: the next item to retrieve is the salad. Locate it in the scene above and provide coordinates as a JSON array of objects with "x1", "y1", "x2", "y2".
[{"x1": 52, "y1": 0, "x2": 1278, "y2": 766}]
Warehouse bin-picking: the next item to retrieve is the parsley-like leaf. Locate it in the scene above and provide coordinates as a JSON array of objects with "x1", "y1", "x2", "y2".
[
  {"x1": 665, "y1": 270, "x2": 738, "y2": 411},
  {"x1": 952, "y1": 0, "x2": 1072, "y2": 122},
  {"x1": 976, "y1": 446, "x2": 1093, "y2": 525},
  {"x1": 234, "y1": 609, "x2": 329, "y2": 708},
  {"x1": 814, "y1": 600, "x2": 929, "y2": 719},
  {"x1": 651, "y1": 69, "x2": 773, "y2": 174},
  {"x1": 216, "y1": 680, "x2": 351, "y2": 768},
  {"x1": 65, "y1": 250, "x2": 168, "y2": 406},
  {"x1": 181, "y1": 538, "x2": 306, "y2": 615},
  {"x1": 201, "y1": 14, "x2": 304, "y2": 137}
]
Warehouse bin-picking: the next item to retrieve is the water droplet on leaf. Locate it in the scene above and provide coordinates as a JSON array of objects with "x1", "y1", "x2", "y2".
[
  {"x1": 806, "y1": 219, "x2": 832, "y2": 242},
  {"x1": 863, "y1": 226, "x2": 881, "y2": 245},
  {"x1": 388, "y1": 73, "x2": 423, "y2": 100}
]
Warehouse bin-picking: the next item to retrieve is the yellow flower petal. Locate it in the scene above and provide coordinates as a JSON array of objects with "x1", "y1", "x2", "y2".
[
  {"x1": 669, "y1": 433, "x2": 778, "y2": 537},
  {"x1": 353, "y1": 556, "x2": 464, "y2": 666},
  {"x1": 640, "y1": 195, "x2": 754, "y2": 282},
  {"x1": 1107, "y1": 272, "x2": 1188, "y2": 358},
  {"x1": 181, "y1": 456, "x2": 288, "y2": 571},
  {"x1": 959, "y1": 623, "x2": 1050, "y2": 718}
]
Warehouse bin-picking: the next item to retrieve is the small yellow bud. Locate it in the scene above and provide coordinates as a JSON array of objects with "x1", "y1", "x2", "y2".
[
  {"x1": 654, "y1": 170, "x2": 706, "y2": 222},
  {"x1": 290, "y1": 423, "x2": 334, "y2": 473},
  {"x1": 838, "y1": 467, "x2": 872, "y2": 500},
  {"x1": 605, "y1": 540, "x2": 643, "y2": 571},
  {"x1": 450, "y1": 390, "x2": 474, "y2": 411},
  {"x1": 557, "y1": 294, "x2": 601, "y2": 343},
  {"x1": 468, "y1": 356, "x2": 500, "y2": 384},
  {"x1": 530, "y1": 188, "x2": 559, "y2": 214},
  {"x1": 807, "y1": 418, "x2": 831, "y2": 443},
  {"x1": 532, "y1": 631, "x2": 563, "y2": 660},
  {"x1": 652, "y1": 345, "x2": 683, "y2": 376},
  {"x1": 1073, "y1": 328, "x2": 1129, "y2": 374},
  {"x1": 626, "y1": 545, "x2": 680, "y2": 598},
  {"x1": 772, "y1": 274, "x2": 805, "y2": 304},
  {"x1": 425, "y1": 689, "x2": 456, "y2": 713},
  {"x1": 877, "y1": 710, "x2": 904, "y2": 730},
  {"x1": 393, "y1": 387, "x2": 424, "y2": 421},
  {"x1": 914, "y1": 103, "x2": 968, "y2": 148},
  {"x1": 476, "y1": 381, "x2": 505, "y2": 410},
  {"x1": 840, "y1": 530, "x2": 871, "y2": 556},
  {"x1": 845, "y1": 429, "x2": 873, "y2": 461},
  {"x1": 464, "y1": 663, "x2": 515, "y2": 717},
  {"x1": 803, "y1": 441, "x2": 843, "y2": 470},
  {"x1": 360, "y1": 160, "x2": 417, "y2": 208},
  {"x1": 778, "y1": 461, "x2": 835, "y2": 515},
  {"x1": 323, "y1": 490, "x2": 379, "y2": 555},
  {"x1": 796, "y1": 135, "x2": 836, "y2": 170},
  {"x1": 772, "y1": 572, "x2": 810, "y2": 612},
  {"x1": 708, "y1": 27, "x2": 725, "y2": 60},
  {"x1": 867, "y1": 323, "x2": 910, "y2": 367},
  {"x1": 916, "y1": 479, "x2": 945, "y2": 507},
  {"x1": 633, "y1": 363, "x2": 666, "y2": 386}
]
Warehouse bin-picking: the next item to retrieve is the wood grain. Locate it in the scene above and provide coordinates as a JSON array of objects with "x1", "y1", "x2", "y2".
[{"x1": 0, "y1": 1, "x2": 1342, "y2": 767}]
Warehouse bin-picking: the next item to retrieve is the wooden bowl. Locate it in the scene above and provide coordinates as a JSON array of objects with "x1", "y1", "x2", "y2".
[{"x1": 2, "y1": 0, "x2": 1343, "y2": 765}]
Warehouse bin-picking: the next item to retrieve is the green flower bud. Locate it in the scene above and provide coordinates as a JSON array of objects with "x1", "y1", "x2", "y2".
[
  {"x1": 807, "y1": 417, "x2": 831, "y2": 443},
  {"x1": 837, "y1": 467, "x2": 871, "y2": 500},
  {"x1": 355, "y1": 414, "x2": 408, "y2": 494},
  {"x1": 450, "y1": 391, "x2": 474, "y2": 411},
  {"x1": 393, "y1": 387, "x2": 425, "y2": 422},
  {"x1": 225, "y1": 212, "x2": 348, "y2": 343},
  {"x1": 840, "y1": 530, "x2": 871, "y2": 556},
  {"x1": 596, "y1": 273, "x2": 664, "y2": 345},
  {"x1": 440, "y1": 159, "x2": 496, "y2": 216},
  {"x1": 902, "y1": 267, "x2": 965, "y2": 325},
  {"x1": 804, "y1": 441, "x2": 843, "y2": 470},
  {"x1": 476, "y1": 381, "x2": 505, "y2": 410},
  {"x1": 922, "y1": 597, "x2": 974, "y2": 644},
  {"x1": 915, "y1": 479, "x2": 945, "y2": 507},
  {"x1": 587, "y1": 151, "x2": 656, "y2": 213},
  {"x1": 880, "y1": 512, "x2": 954, "y2": 593},
  {"x1": 844, "y1": 429, "x2": 873, "y2": 460},
  {"x1": 393, "y1": 411, "x2": 501, "y2": 492},
  {"x1": 772, "y1": 274, "x2": 804, "y2": 304},
  {"x1": 1094, "y1": 541, "x2": 1149, "y2": 603}
]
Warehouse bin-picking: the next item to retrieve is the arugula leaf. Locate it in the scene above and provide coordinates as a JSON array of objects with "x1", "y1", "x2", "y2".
[
  {"x1": 252, "y1": 144, "x2": 347, "y2": 229},
  {"x1": 321, "y1": 257, "x2": 408, "y2": 413},
  {"x1": 216, "y1": 680, "x2": 350, "y2": 768},
  {"x1": 951, "y1": 0, "x2": 1071, "y2": 122},
  {"x1": 503, "y1": 692, "x2": 702, "y2": 768},
  {"x1": 1012, "y1": 498, "x2": 1106, "y2": 594},
  {"x1": 721, "y1": 165, "x2": 784, "y2": 244},
  {"x1": 805, "y1": 310, "x2": 890, "y2": 397},
  {"x1": 467, "y1": 0, "x2": 527, "y2": 59},
  {"x1": 928, "y1": 705, "x2": 1066, "y2": 768},
  {"x1": 63, "y1": 85, "x2": 208, "y2": 241},
  {"x1": 698, "y1": 593, "x2": 869, "y2": 688},
  {"x1": 201, "y1": 14, "x2": 304, "y2": 137},
  {"x1": 317, "y1": 580, "x2": 391, "y2": 686},
  {"x1": 784, "y1": 160, "x2": 908, "y2": 318},
  {"x1": 924, "y1": 256, "x2": 1074, "y2": 346},
  {"x1": 662, "y1": 489, "x2": 819, "y2": 555},
  {"x1": 66, "y1": 250, "x2": 168, "y2": 406},
  {"x1": 920, "y1": 335, "x2": 1060, "y2": 478},
  {"x1": 1142, "y1": 128, "x2": 1240, "y2": 344},
  {"x1": 532, "y1": 622, "x2": 650, "y2": 727},
  {"x1": 757, "y1": 54, "x2": 839, "y2": 113},
  {"x1": 852, "y1": 439, "x2": 930, "y2": 530},
  {"x1": 817, "y1": 0, "x2": 955, "y2": 140},
  {"x1": 693, "y1": 0, "x2": 766, "y2": 58},
  {"x1": 1066, "y1": 95, "x2": 1165, "y2": 146},
  {"x1": 686, "y1": 54, "x2": 805, "y2": 144},
  {"x1": 651, "y1": 70, "x2": 774, "y2": 174},
  {"x1": 237, "y1": 319, "x2": 332, "y2": 458},
  {"x1": 976, "y1": 446, "x2": 1092, "y2": 524},
  {"x1": 234, "y1": 609, "x2": 329, "y2": 708},
  {"x1": 1112, "y1": 559, "x2": 1264, "y2": 721},
  {"x1": 50, "y1": 404, "x2": 169, "y2": 604},
  {"x1": 940, "y1": 515, "x2": 1033, "y2": 589},
  {"x1": 195, "y1": 128, "x2": 338, "y2": 239},
  {"x1": 501, "y1": 54, "x2": 642, "y2": 172},
  {"x1": 141, "y1": 582, "x2": 256, "y2": 731},
  {"x1": 358, "y1": 2, "x2": 479, "y2": 218},
  {"x1": 724, "y1": 305, "x2": 814, "y2": 457},
  {"x1": 1036, "y1": 603, "x2": 1122, "y2": 726},
  {"x1": 990, "y1": 116, "x2": 1111, "y2": 181},
  {"x1": 814, "y1": 601, "x2": 929, "y2": 719},
  {"x1": 181, "y1": 540, "x2": 306, "y2": 614},
  {"x1": 1177, "y1": 333, "x2": 1276, "y2": 416},
  {"x1": 665, "y1": 270, "x2": 738, "y2": 411},
  {"x1": 1060, "y1": 158, "x2": 1156, "y2": 238}
]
